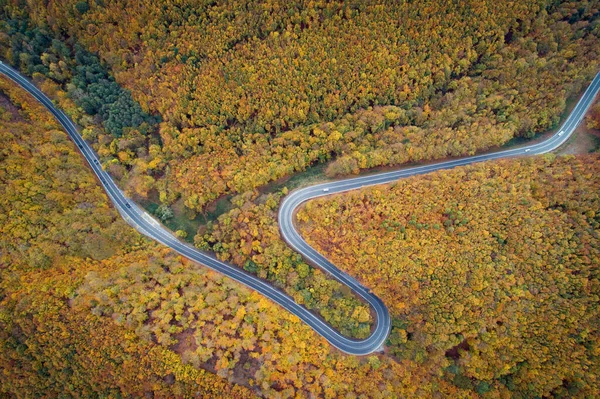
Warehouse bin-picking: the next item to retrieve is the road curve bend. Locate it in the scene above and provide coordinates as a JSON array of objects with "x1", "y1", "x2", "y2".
[
  {"x1": 2, "y1": 60, "x2": 599, "y2": 355},
  {"x1": 279, "y1": 71, "x2": 600, "y2": 352}
]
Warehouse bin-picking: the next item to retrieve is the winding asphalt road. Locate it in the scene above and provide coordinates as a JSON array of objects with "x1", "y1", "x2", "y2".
[
  {"x1": 279, "y1": 70, "x2": 600, "y2": 353},
  {"x1": 2, "y1": 60, "x2": 599, "y2": 355}
]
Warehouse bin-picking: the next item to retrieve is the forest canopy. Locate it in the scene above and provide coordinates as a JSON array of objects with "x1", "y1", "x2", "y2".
[
  {"x1": 1, "y1": 72, "x2": 472, "y2": 399},
  {"x1": 298, "y1": 154, "x2": 600, "y2": 398},
  {"x1": 2, "y1": 0, "x2": 600, "y2": 397},
  {"x1": 0, "y1": 75, "x2": 253, "y2": 398},
  {"x1": 0, "y1": 0, "x2": 598, "y2": 212}
]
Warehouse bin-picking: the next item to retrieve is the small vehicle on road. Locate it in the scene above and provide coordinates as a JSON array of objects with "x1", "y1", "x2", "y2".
[
  {"x1": 558, "y1": 130, "x2": 564, "y2": 136},
  {"x1": 525, "y1": 149, "x2": 531, "y2": 152},
  {"x1": 323, "y1": 188, "x2": 329, "y2": 192},
  {"x1": 78, "y1": 144, "x2": 83, "y2": 149},
  {"x1": 125, "y1": 203, "x2": 131, "y2": 209}
]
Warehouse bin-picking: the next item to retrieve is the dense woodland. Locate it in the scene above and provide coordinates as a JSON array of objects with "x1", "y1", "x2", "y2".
[
  {"x1": 587, "y1": 98, "x2": 600, "y2": 130},
  {"x1": 0, "y1": 0, "x2": 598, "y2": 212},
  {"x1": 298, "y1": 155, "x2": 600, "y2": 397},
  {"x1": 194, "y1": 189, "x2": 373, "y2": 339},
  {"x1": 0, "y1": 76, "x2": 254, "y2": 397},
  {"x1": 2, "y1": 0, "x2": 600, "y2": 397},
  {"x1": 0, "y1": 74, "x2": 478, "y2": 399},
  {"x1": 4, "y1": 78, "x2": 598, "y2": 397}
]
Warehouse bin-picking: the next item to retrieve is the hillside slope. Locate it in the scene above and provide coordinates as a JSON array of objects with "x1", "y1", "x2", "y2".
[
  {"x1": 2, "y1": 0, "x2": 598, "y2": 212},
  {"x1": 0, "y1": 74, "x2": 254, "y2": 398},
  {"x1": 0, "y1": 72, "x2": 473, "y2": 399},
  {"x1": 298, "y1": 154, "x2": 600, "y2": 397}
]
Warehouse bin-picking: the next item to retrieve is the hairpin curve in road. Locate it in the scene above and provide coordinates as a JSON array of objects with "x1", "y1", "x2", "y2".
[{"x1": 2, "y1": 60, "x2": 598, "y2": 355}]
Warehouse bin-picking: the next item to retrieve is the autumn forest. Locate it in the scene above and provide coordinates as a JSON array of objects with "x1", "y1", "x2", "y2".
[{"x1": 1, "y1": 0, "x2": 600, "y2": 397}]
